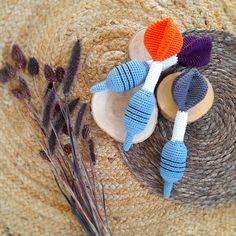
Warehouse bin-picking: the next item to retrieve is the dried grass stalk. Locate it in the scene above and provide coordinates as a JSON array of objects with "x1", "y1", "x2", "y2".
[
  {"x1": 47, "y1": 98, "x2": 80, "y2": 155},
  {"x1": 4, "y1": 39, "x2": 112, "y2": 236},
  {"x1": 63, "y1": 40, "x2": 81, "y2": 95},
  {"x1": 41, "y1": 88, "x2": 56, "y2": 131}
]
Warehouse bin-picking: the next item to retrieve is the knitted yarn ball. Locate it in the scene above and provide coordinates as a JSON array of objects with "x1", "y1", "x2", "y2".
[
  {"x1": 172, "y1": 68, "x2": 208, "y2": 112},
  {"x1": 144, "y1": 18, "x2": 183, "y2": 61},
  {"x1": 90, "y1": 60, "x2": 149, "y2": 93},
  {"x1": 178, "y1": 35, "x2": 212, "y2": 67}
]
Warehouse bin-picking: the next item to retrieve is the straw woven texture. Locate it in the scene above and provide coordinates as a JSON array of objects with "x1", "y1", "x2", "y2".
[{"x1": 0, "y1": 0, "x2": 235, "y2": 235}]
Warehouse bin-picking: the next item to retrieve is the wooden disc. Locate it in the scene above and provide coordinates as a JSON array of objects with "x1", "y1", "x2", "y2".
[
  {"x1": 157, "y1": 72, "x2": 214, "y2": 123},
  {"x1": 128, "y1": 29, "x2": 152, "y2": 61},
  {"x1": 92, "y1": 87, "x2": 158, "y2": 143}
]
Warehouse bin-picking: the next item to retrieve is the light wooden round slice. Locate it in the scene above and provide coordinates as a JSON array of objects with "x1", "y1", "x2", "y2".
[
  {"x1": 157, "y1": 72, "x2": 214, "y2": 123},
  {"x1": 92, "y1": 87, "x2": 158, "y2": 143},
  {"x1": 128, "y1": 29, "x2": 152, "y2": 61}
]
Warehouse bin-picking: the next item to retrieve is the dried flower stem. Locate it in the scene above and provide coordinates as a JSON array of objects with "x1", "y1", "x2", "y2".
[
  {"x1": 4, "y1": 40, "x2": 111, "y2": 236},
  {"x1": 63, "y1": 40, "x2": 81, "y2": 95}
]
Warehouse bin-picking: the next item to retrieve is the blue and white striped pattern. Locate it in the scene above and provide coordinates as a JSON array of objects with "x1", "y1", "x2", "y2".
[
  {"x1": 160, "y1": 141, "x2": 187, "y2": 198},
  {"x1": 90, "y1": 60, "x2": 149, "y2": 93},
  {"x1": 123, "y1": 89, "x2": 155, "y2": 151}
]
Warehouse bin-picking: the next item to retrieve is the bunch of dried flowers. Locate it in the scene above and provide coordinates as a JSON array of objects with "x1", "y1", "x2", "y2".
[{"x1": 1, "y1": 41, "x2": 112, "y2": 236}]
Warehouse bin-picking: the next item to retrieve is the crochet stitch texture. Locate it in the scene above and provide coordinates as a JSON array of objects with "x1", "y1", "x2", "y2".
[
  {"x1": 123, "y1": 18, "x2": 183, "y2": 151},
  {"x1": 123, "y1": 89, "x2": 155, "y2": 151},
  {"x1": 178, "y1": 35, "x2": 212, "y2": 68},
  {"x1": 160, "y1": 68, "x2": 209, "y2": 199},
  {"x1": 90, "y1": 60, "x2": 149, "y2": 93}
]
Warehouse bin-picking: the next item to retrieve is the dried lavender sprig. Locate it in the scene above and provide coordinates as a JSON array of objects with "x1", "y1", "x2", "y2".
[
  {"x1": 19, "y1": 77, "x2": 31, "y2": 99},
  {"x1": 74, "y1": 103, "x2": 87, "y2": 138},
  {"x1": 0, "y1": 64, "x2": 16, "y2": 83},
  {"x1": 88, "y1": 139, "x2": 96, "y2": 165},
  {"x1": 63, "y1": 143, "x2": 72, "y2": 155},
  {"x1": 41, "y1": 88, "x2": 56, "y2": 131},
  {"x1": 28, "y1": 57, "x2": 39, "y2": 76},
  {"x1": 63, "y1": 103, "x2": 108, "y2": 235},
  {"x1": 44, "y1": 64, "x2": 56, "y2": 82},
  {"x1": 11, "y1": 44, "x2": 27, "y2": 69},
  {"x1": 55, "y1": 66, "x2": 65, "y2": 82},
  {"x1": 47, "y1": 98, "x2": 80, "y2": 155},
  {"x1": 63, "y1": 40, "x2": 81, "y2": 95},
  {"x1": 82, "y1": 125, "x2": 90, "y2": 139},
  {"x1": 39, "y1": 150, "x2": 49, "y2": 161},
  {"x1": 11, "y1": 88, "x2": 25, "y2": 99},
  {"x1": 11, "y1": 77, "x2": 31, "y2": 99}
]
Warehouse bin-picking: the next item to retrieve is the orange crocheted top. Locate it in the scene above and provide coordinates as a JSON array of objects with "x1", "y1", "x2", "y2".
[{"x1": 144, "y1": 18, "x2": 183, "y2": 61}]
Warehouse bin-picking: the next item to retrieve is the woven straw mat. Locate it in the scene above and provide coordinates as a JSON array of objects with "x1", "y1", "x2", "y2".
[{"x1": 0, "y1": 0, "x2": 236, "y2": 236}]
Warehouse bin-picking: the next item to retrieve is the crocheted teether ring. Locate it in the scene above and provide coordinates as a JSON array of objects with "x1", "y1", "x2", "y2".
[
  {"x1": 123, "y1": 18, "x2": 183, "y2": 151},
  {"x1": 129, "y1": 30, "x2": 212, "y2": 68},
  {"x1": 160, "y1": 68, "x2": 208, "y2": 199}
]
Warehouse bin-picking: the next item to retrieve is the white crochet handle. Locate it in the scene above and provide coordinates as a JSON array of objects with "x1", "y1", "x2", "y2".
[
  {"x1": 143, "y1": 55, "x2": 178, "y2": 93},
  {"x1": 171, "y1": 111, "x2": 188, "y2": 142}
]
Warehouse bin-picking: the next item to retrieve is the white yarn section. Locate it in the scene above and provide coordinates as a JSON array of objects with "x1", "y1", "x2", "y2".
[
  {"x1": 171, "y1": 111, "x2": 188, "y2": 141},
  {"x1": 162, "y1": 55, "x2": 178, "y2": 70},
  {"x1": 146, "y1": 54, "x2": 177, "y2": 70},
  {"x1": 142, "y1": 61, "x2": 163, "y2": 92}
]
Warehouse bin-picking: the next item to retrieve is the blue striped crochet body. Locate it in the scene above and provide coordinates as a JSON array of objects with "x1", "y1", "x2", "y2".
[
  {"x1": 90, "y1": 60, "x2": 149, "y2": 93},
  {"x1": 160, "y1": 141, "x2": 187, "y2": 198},
  {"x1": 123, "y1": 89, "x2": 155, "y2": 151}
]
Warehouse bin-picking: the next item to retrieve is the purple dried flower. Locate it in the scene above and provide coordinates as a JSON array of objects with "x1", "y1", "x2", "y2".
[
  {"x1": 88, "y1": 139, "x2": 96, "y2": 164},
  {"x1": 53, "y1": 103, "x2": 61, "y2": 116},
  {"x1": 63, "y1": 143, "x2": 72, "y2": 155},
  {"x1": 39, "y1": 150, "x2": 49, "y2": 161},
  {"x1": 44, "y1": 64, "x2": 56, "y2": 82},
  {"x1": 19, "y1": 77, "x2": 31, "y2": 99},
  {"x1": 48, "y1": 98, "x2": 80, "y2": 155},
  {"x1": 63, "y1": 40, "x2": 81, "y2": 95},
  {"x1": 28, "y1": 57, "x2": 39, "y2": 76},
  {"x1": 82, "y1": 125, "x2": 89, "y2": 139},
  {"x1": 11, "y1": 44, "x2": 27, "y2": 69},
  {"x1": 11, "y1": 88, "x2": 25, "y2": 99},
  {"x1": 62, "y1": 124, "x2": 69, "y2": 135},
  {"x1": 74, "y1": 103, "x2": 87, "y2": 138},
  {"x1": 0, "y1": 64, "x2": 16, "y2": 83},
  {"x1": 55, "y1": 67, "x2": 65, "y2": 82},
  {"x1": 11, "y1": 77, "x2": 31, "y2": 99},
  {"x1": 42, "y1": 89, "x2": 56, "y2": 131}
]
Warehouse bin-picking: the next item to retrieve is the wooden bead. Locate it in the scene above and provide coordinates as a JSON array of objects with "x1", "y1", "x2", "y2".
[
  {"x1": 157, "y1": 72, "x2": 214, "y2": 123},
  {"x1": 128, "y1": 29, "x2": 152, "y2": 61},
  {"x1": 91, "y1": 87, "x2": 158, "y2": 143}
]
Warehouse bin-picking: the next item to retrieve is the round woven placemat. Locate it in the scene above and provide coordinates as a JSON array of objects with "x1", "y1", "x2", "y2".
[
  {"x1": 1, "y1": 1, "x2": 236, "y2": 235},
  {"x1": 122, "y1": 30, "x2": 236, "y2": 208}
]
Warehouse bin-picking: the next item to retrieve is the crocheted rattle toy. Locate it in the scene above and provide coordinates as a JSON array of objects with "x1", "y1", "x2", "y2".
[
  {"x1": 123, "y1": 18, "x2": 183, "y2": 151},
  {"x1": 160, "y1": 68, "x2": 208, "y2": 199},
  {"x1": 90, "y1": 35, "x2": 212, "y2": 94}
]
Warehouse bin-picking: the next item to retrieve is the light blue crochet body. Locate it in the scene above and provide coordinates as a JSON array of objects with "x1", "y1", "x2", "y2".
[
  {"x1": 160, "y1": 141, "x2": 187, "y2": 198},
  {"x1": 90, "y1": 60, "x2": 149, "y2": 93},
  {"x1": 123, "y1": 89, "x2": 155, "y2": 151}
]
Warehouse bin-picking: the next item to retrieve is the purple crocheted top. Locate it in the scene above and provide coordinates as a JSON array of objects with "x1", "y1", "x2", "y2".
[{"x1": 178, "y1": 35, "x2": 212, "y2": 68}]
